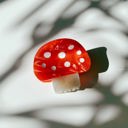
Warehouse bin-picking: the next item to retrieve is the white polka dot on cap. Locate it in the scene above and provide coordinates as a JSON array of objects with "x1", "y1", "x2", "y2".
[
  {"x1": 79, "y1": 58, "x2": 85, "y2": 63},
  {"x1": 51, "y1": 66, "x2": 56, "y2": 71},
  {"x1": 58, "y1": 52, "x2": 66, "y2": 59},
  {"x1": 76, "y1": 50, "x2": 82, "y2": 55},
  {"x1": 64, "y1": 61, "x2": 71, "y2": 67},
  {"x1": 42, "y1": 63, "x2": 46, "y2": 68},
  {"x1": 44, "y1": 52, "x2": 51, "y2": 58},
  {"x1": 68, "y1": 44, "x2": 74, "y2": 50}
]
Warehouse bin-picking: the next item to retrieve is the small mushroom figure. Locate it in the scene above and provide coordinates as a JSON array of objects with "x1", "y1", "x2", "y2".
[{"x1": 33, "y1": 38, "x2": 91, "y2": 93}]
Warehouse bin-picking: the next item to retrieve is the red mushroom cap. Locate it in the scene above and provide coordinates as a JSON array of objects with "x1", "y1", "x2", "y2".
[{"x1": 33, "y1": 38, "x2": 91, "y2": 82}]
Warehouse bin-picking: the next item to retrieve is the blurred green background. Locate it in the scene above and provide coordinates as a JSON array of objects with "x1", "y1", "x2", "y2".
[{"x1": 0, "y1": 0, "x2": 128, "y2": 128}]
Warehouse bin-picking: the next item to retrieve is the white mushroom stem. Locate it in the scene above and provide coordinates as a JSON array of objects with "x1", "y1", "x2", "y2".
[{"x1": 52, "y1": 73, "x2": 80, "y2": 93}]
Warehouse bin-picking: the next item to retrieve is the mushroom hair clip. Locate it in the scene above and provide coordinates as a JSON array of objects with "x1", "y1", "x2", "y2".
[{"x1": 33, "y1": 38, "x2": 91, "y2": 93}]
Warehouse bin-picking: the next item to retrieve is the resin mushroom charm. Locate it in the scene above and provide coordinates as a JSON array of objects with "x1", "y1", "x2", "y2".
[{"x1": 33, "y1": 38, "x2": 91, "y2": 93}]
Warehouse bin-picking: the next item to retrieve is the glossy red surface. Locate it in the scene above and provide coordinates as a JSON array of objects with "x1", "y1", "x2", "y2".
[{"x1": 33, "y1": 38, "x2": 91, "y2": 82}]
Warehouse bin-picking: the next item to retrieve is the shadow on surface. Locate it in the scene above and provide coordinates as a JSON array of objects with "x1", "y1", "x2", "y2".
[
  {"x1": 80, "y1": 47, "x2": 109, "y2": 90},
  {"x1": 0, "y1": 0, "x2": 7, "y2": 3}
]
